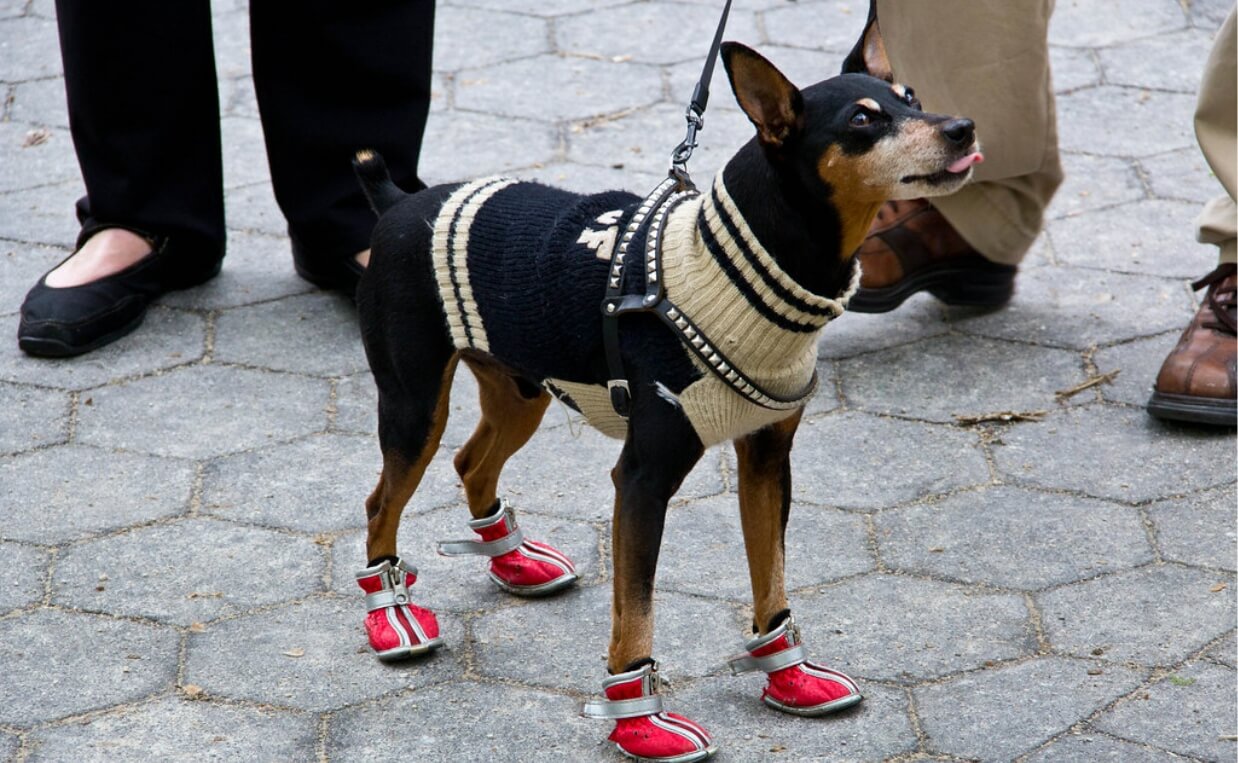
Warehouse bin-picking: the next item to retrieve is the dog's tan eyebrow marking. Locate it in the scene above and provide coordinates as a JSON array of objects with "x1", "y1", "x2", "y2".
[
  {"x1": 891, "y1": 83, "x2": 907, "y2": 98},
  {"x1": 856, "y1": 98, "x2": 881, "y2": 112}
]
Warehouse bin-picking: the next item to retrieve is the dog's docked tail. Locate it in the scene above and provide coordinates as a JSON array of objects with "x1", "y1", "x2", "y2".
[{"x1": 353, "y1": 149, "x2": 407, "y2": 216}]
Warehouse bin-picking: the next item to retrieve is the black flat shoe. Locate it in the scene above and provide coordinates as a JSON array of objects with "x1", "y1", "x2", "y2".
[
  {"x1": 17, "y1": 231, "x2": 221, "y2": 358},
  {"x1": 292, "y1": 241, "x2": 365, "y2": 297}
]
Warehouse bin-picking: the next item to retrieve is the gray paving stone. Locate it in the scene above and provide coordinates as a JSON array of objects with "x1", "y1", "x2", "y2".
[
  {"x1": 0, "y1": 180, "x2": 82, "y2": 247},
  {"x1": 762, "y1": 2, "x2": 869, "y2": 53},
  {"x1": 205, "y1": 433, "x2": 383, "y2": 533},
  {"x1": 224, "y1": 181, "x2": 286, "y2": 237},
  {"x1": 948, "y1": 266, "x2": 1194, "y2": 350},
  {"x1": 993, "y1": 406, "x2": 1236, "y2": 503},
  {"x1": 1141, "y1": 147, "x2": 1227, "y2": 204},
  {"x1": 214, "y1": 292, "x2": 366, "y2": 377},
  {"x1": 671, "y1": 677, "x2": 916, "y2": 762},
  {"x1": 1147, "y1": 485, "x2": 1238, "y2": 572},
  {"x1": 0, "y1": 609, "x2": 178, "y2": 725},
  {"x1": 1050, "y1": 46, "x2": 1102, "y2": 93},
  {"x1": 0, "y1": 306, "x2": 206, "y2": 390},
  {"x1": 7, "y1": 77, "x2": 65, "y2": 127},
  {"x1": 803, "y1": 360, "x2": 842, "y2": 417},
  {"x1": 220, "y1": 74, "x2": 258, "y2": 120},
  {"x1": 656, "y1": 495, "x2": 873, "y2": 601},
  {"x1": 1047, "y1": 153, "x2": 1145, "y2": 221},
  {"x1": 328, "y1": 681, "x2": 603, "y2": 763},
  {"x1": 1050, "y1": 200, "x2": 1216, "y2": 279},
  {"x1": 53, "y1": 517, "x2": 323, "y2": 625},
  {"x1": 329, "y1": 506, "x2": 599, "y2": 614},
  {"x1": 557, "y1": 4, "x2": 760, "y2": 66},
  {"x1": 454, "y1": 56, "x2": 662, "y2": 122},
  {"x1": 915, "y1": 656, "x2": 1146, "y2": 761},
  {"x1": 0, "y1": 240, "x2": 60, "y2": 316},
  {"x1": 1094, "y1": 661, "x2": 1237, "y2": 762},
  {"x1": 0, "y1": 733, "x2": 15, "y2": 761},
  {"x1": 0, "y1": 0, "x2": 22, "y2": 19},
  {"x1": 1024, "y1": 733, "x2": 1180, "y2": 763},
  {"x1": 418, "y1": 110, "x2": 558, "y2": 184},
  {"x1": 0, "y1": 541, "x2": 47, "y2": 612},
  {"x1": 210, "y1": 8, "x2": 250, "y2": 79},
  {"x1": 495, "y1": 425, "x2": 725, "y2": 522},
  {"x1": 1098, "y1": 28, "x2": 1213, "y2": 93},
  {"x1": 1056, "y1": 87, "x2": 1196, "y2": 158},
  {"x1": 1049, "y1": 0, "x2": 1187, "y2": 46},
  {"x1": 454, "y1": 0, "x2": 628, "y2": 15},
  {"x1": 515, "y1": 161, "x2": 664, "y2": 195},
  {"x1": 818, "y1": 294, "x2": 949, "y2": 360},
  {"x1": 159, "y1": 230, "x2": 313, "y2": 310},
  {"x1": 840, "y1": 335, "x2": 1085, "y2": 424},
  {"x1": 0, "y1": 122, "x2": 76, "y2": 193},
  {"x1": 567, "y1": 103, "x2": 752, "y2": 181},
  {"x1": 219, "y1": 116, "x2": 271, "y2": 190},
  {"x1": 1039, "y1": 565, "x2": 1237, "y2": 666},
  {"x1": 472, "y1": 583, "x2": 745, "y2": 693},
  {"x1": 25, "y1": 696, "x2": 318, "y2": 762},
  {"x1": 0, "y1": 380, "x2": 68, "y2": 455},
  {"x1": 876, "y1": 486, "x2": 1153, "y2": 590},
  {"x1": 790, "y1": 412, "x2": 990, "y2": 511},
  {"x1": 792, "y1": 574, "x2": 1033, "y2": 683},
  {"x1": 0, "y1": 16, "x2": 61, "y2": 80},
  {"x1": 1205, "y1": 632, "x2": 1235, "y2": 668},
  {"x1": 434, "y1": 6, "x2": 547, "y2": 71},
  {"x1": 1189, "y1": 0, "x2": 1236, "y2": 27},
  {"x1": 184, "y1": 595, "x2": 465, "y2": 711},
  {"x1": 0, "y1": 445, "x2": 193, "y2": 543},
  {"x1": 1093, "y1": 331, "x2": 1178, "y2": 407},
  {"x1": 75, "y1": 364, "x2": 330, "y2": 459}
]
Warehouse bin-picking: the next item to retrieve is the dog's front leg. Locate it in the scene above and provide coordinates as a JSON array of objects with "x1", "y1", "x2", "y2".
[
  {"x1": 728, "y1": 408, "x2": 863, "y2": 717},
  {"x1": 583, "y1": 396, "x2": 717, "y2": 763}
]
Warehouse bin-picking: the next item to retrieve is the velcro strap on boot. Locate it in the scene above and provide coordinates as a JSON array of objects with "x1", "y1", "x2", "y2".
[
  {"x1": 436, "y1": 526, "x2": 525, "y2": 558},
  {"x1": 580, "y1": 695, "x2": 665, "y2": 720},
  {"x1": 727, "y1": 644, "x2": 807, "y2": 675}
]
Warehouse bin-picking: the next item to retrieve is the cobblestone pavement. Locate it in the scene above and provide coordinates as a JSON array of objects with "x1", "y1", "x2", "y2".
[{"x1": 2, "y1": 0, "x2": 1236, "y2": 761}]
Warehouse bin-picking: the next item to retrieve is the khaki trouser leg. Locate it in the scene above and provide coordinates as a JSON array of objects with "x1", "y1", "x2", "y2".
[
  {"x1": 875, "y1": 0, "x2": 1062, "y2": 266},
  {"x1": 1195, "y1": 7, "x2": 1237, "y2": 266}
]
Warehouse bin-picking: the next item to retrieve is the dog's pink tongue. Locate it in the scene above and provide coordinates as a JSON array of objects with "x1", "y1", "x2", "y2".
[{"x1": 948, "y1": 152, "x2": 984, "y2": 173}]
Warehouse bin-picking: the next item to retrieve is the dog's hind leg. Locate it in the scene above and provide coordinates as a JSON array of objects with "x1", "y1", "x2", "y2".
[
  {"x1": 582, "y1": 398, "x2": 715, "y2": 761},
  {"x1": 728, "y1": 408, "x2": 863, "y2": 716},
  {"x1": 438, "y1": 354, "x2": 578, "y2": 597},
  {"x1": 355, "y1": 349, "x2": 458, "y2": 661}
]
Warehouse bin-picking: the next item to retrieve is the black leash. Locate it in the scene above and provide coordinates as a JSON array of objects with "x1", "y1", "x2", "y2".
[{"x1": 603, "y1": 1, "x2": 753, "y2": 420}]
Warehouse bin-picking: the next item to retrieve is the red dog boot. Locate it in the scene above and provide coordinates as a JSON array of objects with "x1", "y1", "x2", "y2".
[
  {"x1": 437, "y1": 500, "x2": 577, "y2": 596},
  {"x1": 582, "y1": 661, "x2": 716, "y2": 763},
  {"x1": 727, "y1": 614, "x2": 862, "y2": 716},
  {"x1": 355, "y1": 558, "x2": 443, "y2": 662}
]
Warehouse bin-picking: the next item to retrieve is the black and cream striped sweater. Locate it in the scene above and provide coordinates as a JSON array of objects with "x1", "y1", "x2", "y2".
[{"x1": 430, "y1": 173, "x2": 858, "y2": 447}]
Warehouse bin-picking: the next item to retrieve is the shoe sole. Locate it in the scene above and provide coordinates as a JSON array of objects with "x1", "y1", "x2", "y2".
[
  {"x1": 762, "y1": 691, "x2": 864, "y2": 717},
  {"x1": 488, "y1": 571, "x2": 579, "y2": 598},
  {"x1": 374, "y1": 636, "x2": 445, "y2": 663},
  {"x1": 614, "y1": 742, "x2": 717, "y2": 763},
  {"x1": 849, "y1": 260, "x2": 1016, "y2": 314},
  {"x1": 1147, "y1": 391, "x2": 1237, "y2": 427}
]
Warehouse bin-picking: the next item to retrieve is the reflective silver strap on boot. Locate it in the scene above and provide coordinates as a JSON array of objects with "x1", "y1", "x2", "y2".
[
  {"x1": 436, "y1": 526, "x2": 525, "y2": 557},
  {"x1": 580, "y1": 695, "x2": 665, "y2": 720},
  {"x1": 365, "y1": 589, "x2": 414, "y2": 612},
  {"x1": 727, "y1": 644, "x2": 807, "y2": 675}
]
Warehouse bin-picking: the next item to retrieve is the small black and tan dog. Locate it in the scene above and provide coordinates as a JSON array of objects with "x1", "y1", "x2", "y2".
[{"x1": 350, "y1": 10, "x2": 981, "y2": 762}]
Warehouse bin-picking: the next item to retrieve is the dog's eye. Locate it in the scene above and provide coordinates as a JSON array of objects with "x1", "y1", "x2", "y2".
[
  {"x1": 849, "y1": 110, "x2": 871, "y2": 127},
  {"x1": 903, "y1": 88, "x2": 922, "y2": 110}
]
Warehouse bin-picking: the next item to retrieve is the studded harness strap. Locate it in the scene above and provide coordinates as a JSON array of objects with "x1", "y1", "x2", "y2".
[{"x1": 600, "y1": 174, "x2": 820, "y2": 419}]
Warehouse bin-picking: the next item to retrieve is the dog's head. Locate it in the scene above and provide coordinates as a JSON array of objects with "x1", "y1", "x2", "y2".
[{"x1": 720, "y1": 14, "x2": 982, "y2": 205}]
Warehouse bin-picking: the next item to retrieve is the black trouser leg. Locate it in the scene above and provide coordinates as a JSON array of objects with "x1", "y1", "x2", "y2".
[
  {"x1": 249, "y1": 0, "x2": 434, "y2": 274},
  {"x1": 54, "y1": 0, "x2": 225, "y2": 269}
]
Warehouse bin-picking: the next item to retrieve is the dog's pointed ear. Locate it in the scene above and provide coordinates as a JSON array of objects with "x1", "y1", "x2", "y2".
[
  {"x1": 841, "y1": 0, "x2": 894, "y2": 82},
  {"x1": 722, "y1": 42, "x2": 804, "y2": 149}
]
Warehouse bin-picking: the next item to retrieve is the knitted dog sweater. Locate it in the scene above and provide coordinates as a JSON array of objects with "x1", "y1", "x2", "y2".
[{"x1": 431, "y1": 173, "x2": 858, "y2": 447}]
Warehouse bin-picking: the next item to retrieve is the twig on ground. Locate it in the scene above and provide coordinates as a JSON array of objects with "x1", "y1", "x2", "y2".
[
  {"x1": 1055, "y1": 369, "x2": 1121, "y2": 400},
  {"x1": 954, "y1": 410, "x2": 1048, "y2": 425}
]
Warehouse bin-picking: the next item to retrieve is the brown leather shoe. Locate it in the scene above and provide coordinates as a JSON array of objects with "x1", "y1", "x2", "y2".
[
  {"x1": 1148, "y1": 263, "x2": 1237, "y2": 426},
  {"x1": 849, "y1": 198, "x2": 1017, "y2": 313}
]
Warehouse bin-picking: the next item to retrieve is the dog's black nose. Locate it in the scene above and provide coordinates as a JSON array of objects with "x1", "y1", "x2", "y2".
[{"x1": 942, "y1": 118, "x2": 975, "y2": 146}]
